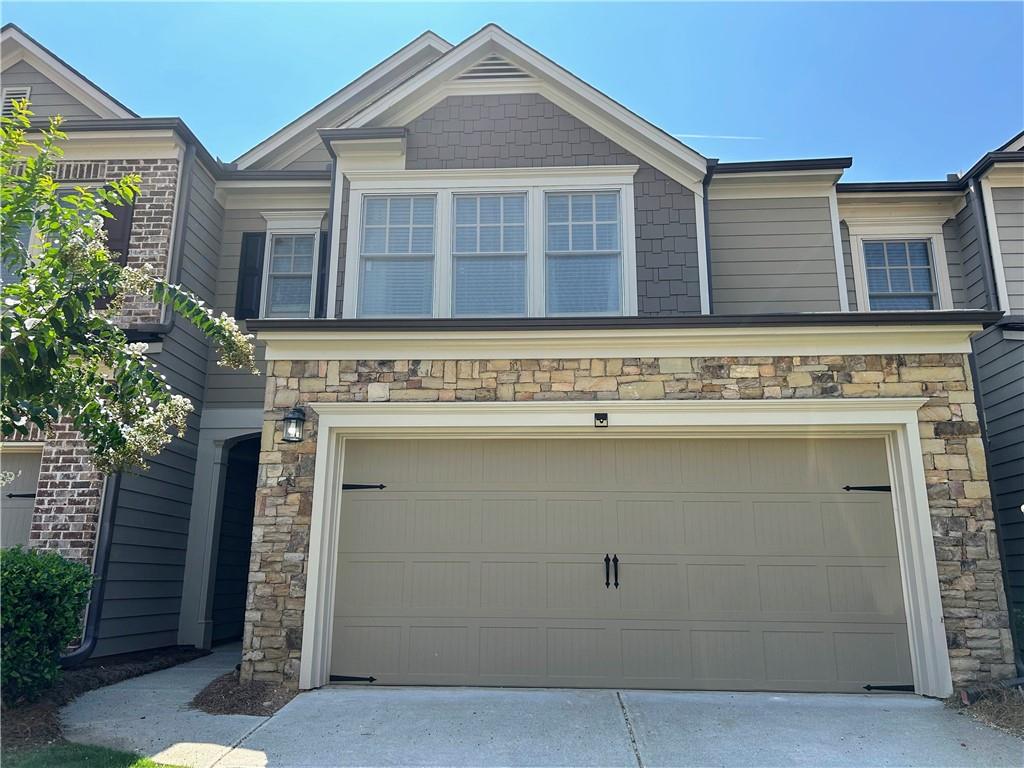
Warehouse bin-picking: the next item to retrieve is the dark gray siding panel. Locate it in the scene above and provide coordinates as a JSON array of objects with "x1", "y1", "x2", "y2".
[
  {"x1": 972, "y1": 323, "x2": 1024, "y2": 660},
  {"x1": 709, "y1": 197, "x2": 841, "y2": 314},
  {"x1": 957, "y1": 193, "x2": 990, "y2": 310},
  {"x1": 1, "y1": 60, "x2": 100, "y2": 119},
  {"x1": 332, "y1": 93, "x2": 701, "y2": 317},
  {"x1": 942, "y1": 219, "x2": 967, "y2": 309},
  {"x1": 992, "y1": 186, "x2": 1024, "y2": 312},
  {"x1": 94, "y1": 163, "x2": 224, "y2": 656},
  {"x1": 840, "y1": 222, "x2": 858, "y2": 311}
]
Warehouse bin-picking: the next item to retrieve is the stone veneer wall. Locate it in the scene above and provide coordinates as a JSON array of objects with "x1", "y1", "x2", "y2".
[{"x1": 242, "y1": 353, "x2": 1014, "y2": 688}]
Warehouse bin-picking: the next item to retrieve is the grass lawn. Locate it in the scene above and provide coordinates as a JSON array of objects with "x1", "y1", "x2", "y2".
[{"x1": 3, "y1": 743, "x2": 186, "y2": 768}]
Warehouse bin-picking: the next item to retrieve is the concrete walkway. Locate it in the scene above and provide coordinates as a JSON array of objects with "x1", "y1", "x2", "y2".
[{"x1": 61, "y1": 651, "x2": 1022, "y2": 768}]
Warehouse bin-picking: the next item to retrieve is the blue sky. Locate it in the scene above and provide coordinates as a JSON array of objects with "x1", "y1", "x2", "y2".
[{"x1": 7, "y1": 2, "x2": 1022, "y2": 180}]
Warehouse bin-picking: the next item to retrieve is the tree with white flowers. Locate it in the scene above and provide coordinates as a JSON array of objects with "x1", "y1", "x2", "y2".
[{"x1": 0, "y1": 101, "x2": 257, "y2": 475}]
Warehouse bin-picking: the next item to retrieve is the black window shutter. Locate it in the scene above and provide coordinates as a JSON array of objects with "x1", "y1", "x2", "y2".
[
  {"x1": 315, "y1": 230, "x2": 329, "y2": 318},
  {"x1": 235, "y1": 232, "x2": 266, "y2": 320},
  {"x1": 103, "y1": 199, "x2": 135, "y2": 266}
]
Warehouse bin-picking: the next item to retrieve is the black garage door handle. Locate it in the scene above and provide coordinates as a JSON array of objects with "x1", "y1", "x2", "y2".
[
  {"x1": 613, "y1": 555, "x2": 619, "y2": 589},
  {"x1": 604, "y1": 554, "x2": 611, "y2": 588}
]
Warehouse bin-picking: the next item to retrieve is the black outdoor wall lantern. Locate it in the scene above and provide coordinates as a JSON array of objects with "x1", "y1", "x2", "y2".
[{"x1": 282, "y1": 405, "x2": 307, "y2": 443}]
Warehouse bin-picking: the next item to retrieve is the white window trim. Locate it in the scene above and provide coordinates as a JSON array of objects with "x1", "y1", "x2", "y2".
[
  {"x1": 259, "y1": 211, "x2": 324, "y2": 320},
  {"x1": 845, "y1": 218, "x2": 953, "y2": 312},
  {"x1": 340, "y1": 166, "x2": 639, "y2": 319}
]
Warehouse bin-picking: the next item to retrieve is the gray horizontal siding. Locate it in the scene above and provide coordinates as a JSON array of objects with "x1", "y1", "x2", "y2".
[
  {"x1": 972, "y1": 325, "x2": 1024, "y2": 647},
  {"x1": 94, "y1": 162, "x2": 224, "y2": 657},
  {"x1": 992, "y1": 186, "x2": 1024, "y2": 312},
  {"x1": 957, "y1": 192, "x2": 990, "y2": 309},
  {"x1": 710, "y1": 197, "x2": 841, "y2": 314},
  {"x1": 942, "y1": 219, "x2": 967, "y2": 309},
  {"x1": 2, "y1": 60, "x2": 100, "y2": 119},
  {"x1": 840, "y1": 222, "x2": 858, "y2": 310},
  {"x1": 281, "y1": 144, "x2": 331, "y2": 172}
]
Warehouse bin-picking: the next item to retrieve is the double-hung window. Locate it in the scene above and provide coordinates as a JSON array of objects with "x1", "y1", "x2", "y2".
[
  {"x1": 452, "y1": 193, "x2": 527, "y2": 316},
  {"x1": 545, "y1": 191, "x2": 622, "y2": 315},
  {"x1": 341, "y1": 167, "x2": 638, "y2": 319},
  {"x1": 359, "y1": 195, "x2": 436, "y2": 317},
  {"x1": 863, "y1": 239, "x2": 937, "y2": 310},
  {"x1": 260, "y1": 212, "x2": 323, "y2": 319}
]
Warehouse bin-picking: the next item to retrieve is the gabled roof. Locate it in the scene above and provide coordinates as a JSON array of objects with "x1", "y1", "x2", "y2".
[
  {"x1": 233, "y1": 31, "x2": 451, "y2": 169},
  {"x1": 997, "y1": 128, "x2": 1024, "y2": 152},
  {"x1": 0, "y1": 23, "x2": 136, "y2": 118},
  {"x1": 339, "y1": 24, "x2": 709, "y2": 192}
]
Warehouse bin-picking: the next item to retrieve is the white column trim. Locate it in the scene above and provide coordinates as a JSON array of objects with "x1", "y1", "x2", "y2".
[
  {"x1": 298, "y1": 398, "x2": 952, "y2": 698},
  {"x1": 828, "y1": 188, "x2": 850, "y2": 312},
  {"x1": 979, "y1": 177, "x2": 1011, "y2": 311},
  {"x1": 694, "y1": 188, "x2": 711, "y2": 315}
]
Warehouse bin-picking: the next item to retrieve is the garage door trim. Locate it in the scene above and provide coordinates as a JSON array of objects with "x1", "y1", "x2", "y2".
[{"x1": 299, "y1": 398, "x2": 951, "y2": 698}]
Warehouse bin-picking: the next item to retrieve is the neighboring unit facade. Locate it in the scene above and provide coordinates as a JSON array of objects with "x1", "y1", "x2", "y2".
[{"x1": 1, "y1": 23, "x2": 1021, "y2": 696}]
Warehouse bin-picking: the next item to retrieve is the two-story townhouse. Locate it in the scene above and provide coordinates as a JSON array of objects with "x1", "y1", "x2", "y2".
[{"x1": 1, "y1": 23, "x2": 1020, "y2": 698}]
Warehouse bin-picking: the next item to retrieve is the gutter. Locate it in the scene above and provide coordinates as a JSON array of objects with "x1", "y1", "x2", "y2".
[{"x1": 60, "y1": 474, "x2": 120, "y2": 668}]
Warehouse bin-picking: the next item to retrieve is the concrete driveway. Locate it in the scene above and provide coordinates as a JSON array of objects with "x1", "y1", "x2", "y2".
[{"x1": 61, "y1": 650, "x2": 1021, "y2": 768}]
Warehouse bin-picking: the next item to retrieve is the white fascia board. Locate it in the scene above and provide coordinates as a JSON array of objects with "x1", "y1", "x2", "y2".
[
  {"x1": 839, "y1": 196, "x2": 964, "y2": 225},
  {"x1": 1, "y1": 29, "x2": 134, "y2": 118},
  {"x1": 256, "y1": 322, "x2": 982, "y2": 361},
  {"x1": 982, "y1": 162, "x2": 1024, "y2": 188},
  {"x1": 214, "y1": 181, "x2": 331, "y2": 210},
  {"x1": 340, "y1": 27, "x2": 707, "y2": 194},
  {"x1": 344, "y1": 164, "x2": 639, "y2": 190},
  {"x1": 234, "y1": 32, "x2": 451, "y2": 169}
]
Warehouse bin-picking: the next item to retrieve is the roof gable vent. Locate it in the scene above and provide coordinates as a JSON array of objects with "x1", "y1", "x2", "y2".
[
  {"x1": 2, "y1": 87, "x2": 32, "y2": 117},
  {"x1": 456, "y1": 54, "x2": 530, "y2": 81}
]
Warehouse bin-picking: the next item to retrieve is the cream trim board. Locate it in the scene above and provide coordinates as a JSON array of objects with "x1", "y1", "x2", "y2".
[
  {"x1": 828, "y1": 188, "x2": 850, "y2": 312},
  {"x1": 256, "y1": 322, "x2": 981, "y2": 361},
  {"x1": 340, "y1": 171, "x2": 639, "y2": 320},
  {"x1": 298, "y1": 398, "x2": 951, "y2": 698},
  {"x1": 846, "y1": 219, "x2": 954, "y2": 312},
  {"x1": 979, "y1": 177, "x2": 1012, "y2": 311},
  {"x1": 709, "y1": 171, "x2": 845, "y2": 202},
  {"x1": 259, "y1": 212, "x2": 326, "y2": 320},
  {"x1": 982, "y1": 163, "x2": 1024, "y2": 189},
  {"x1": 694, "y1": 188, "x2": 710, "y2": 315},
  {"x1": 0, "y1": 441, "x2": 45, "y2": 454}
]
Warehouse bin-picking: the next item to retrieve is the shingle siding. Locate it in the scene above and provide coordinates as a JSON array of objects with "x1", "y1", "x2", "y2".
[
  {"x1": 335, "y1": 93, "x2": 703, "y2": 317},
  {"x1": 958, "y1": 192, "x2": 991, "y2": 310}
]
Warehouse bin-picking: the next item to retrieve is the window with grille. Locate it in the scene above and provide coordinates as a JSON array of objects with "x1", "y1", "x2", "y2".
[
  {"x1": 545, "y1": 191, "x2": 622, "y2": 315},
  {"x1": 265, "y1": 233, "x2": 317, "y2": 317},
  {"x1": 358, "y1": 195, "x2": 436, "y2": 317},
  {"x1": 863, "y1": 239, "x2": 937, "y2": 310},
  {"x1": 452, "y1": 193, "x2": 527, "y2": 316}
]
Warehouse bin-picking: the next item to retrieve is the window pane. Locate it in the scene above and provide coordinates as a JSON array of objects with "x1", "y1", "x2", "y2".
[
  {"x1": 271, "y1": 254, "x2": 291, "y2": 273},
  {"x1": 387, "y1": 227, "x2": 410, "y2": 254},
  {"x1": 885, "y1": 241, "x2": 907, "y2": 265},
  {"x1": 388, "y1": 197, "x2": 411, "y2": 225},
  {"x1": 267, "y1": 276, "x2": 312, "y2": 317},
  {"x1": 547, "y1": 253, "x2": 620, "y2": 314},
  {"x1": 867, "y1": 269, "x2": 888, "y2": 292},
  {"x1": 571, "y1": 223, "x2": 594, "y2": 251},
  {"x1": 911, "y1": 268, "x2": 933, "y2": 292},
  {"x1": 292, "y1": 235, "x2": 314, "y2": 256},
  {"x1": 362, "y1": 227, "x2": 386, "y2": 255},
  {"x1": 547, "y1": 224, "x2": 570, "y2": 251},
  {"x1": 547, "y1": 194, "x2": 569, "y2": 223},
  {"x1": 410, "y1": 226, "x2": 434, "y2": 254},
  {"x1": 889, "y1": 269, "x2": 911, "y2": 292},
  {"x1": 364, "y1": 198, "x2": 387, "y2": 226},
  {"x1": 595, "y1": 193, "x2": 618, "y2": 221},
  {"x1": 272, "y1": 235, "x2": 294, "y2": 256},
  {"x1": 504, "y1": 195, "x2": 525, "y2": 224},
  {"x1": 455, "y1": 196, "x2": 477, "y2": 225},
  {"x1": 360, "y1": 257, "x2": 433, "y2": 316},
  {"x1": 292, "y1": 252, "x2": 313, "y2": 273},
  {"x1": 596, "y1": 222, "x2": 619, "y2": 251},
  {"x1": 504, "y1": 224, "x2": 525, "y2": 252},
  {"x1": 571, "y1": 194, "x2": 593, "y2": 222},
  {"x1": 908, "y1": 241, "x2": 930, "y2": 266},
  {"x1": 454, "y1": 226, "x2": 477, "y2": 253},
  {"x1": 871, "y1": 295, "x2": 935, "y2": 311},
  {"x1": 454, "y1": 254, "x2": 526, "y2": 316},
  {"x1": 479, "y1": 225, "x2": 501, "y2": 252},
  {"x1": 412, "y1": 197, "x2": 434, "y2": 226},
  {"x1": 864, "y1": 242, "x2": 885, "y2": 267},
  {"x1": 479, "y1": 196, "x2": 501, "y2": 225}
]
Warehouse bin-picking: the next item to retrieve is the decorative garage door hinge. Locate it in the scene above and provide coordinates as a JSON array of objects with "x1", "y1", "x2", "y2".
[
  {"x1": 341, "y1": 483, "x2": 386, "y2": 490},
  {"x1": 330, "y1": 674, "x2": 376, "y2": 683},
  {"x1": 862, "y1": 684, "x2": 914, "y2": 691},
  {"x1": 842, "y1": 485, "x2": 892, "y2": 493}
]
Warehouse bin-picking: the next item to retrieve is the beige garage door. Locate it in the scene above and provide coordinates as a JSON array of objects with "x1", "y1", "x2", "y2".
[
  {"x1": 1, "y1": 450, "x2": 41, "y2": 548},
  {"x1": 332, "y1": 437, "x2": 913, "y2": 692}
]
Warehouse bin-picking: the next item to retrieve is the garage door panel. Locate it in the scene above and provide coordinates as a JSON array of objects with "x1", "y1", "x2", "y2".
[{"x1": 332, "y1": 437, "x2": 913, "y2": 692}]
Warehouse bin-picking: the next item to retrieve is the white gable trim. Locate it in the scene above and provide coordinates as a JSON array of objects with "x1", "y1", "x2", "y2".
[
  {"x1": 234, "y1": 32, "x2": 451, "y2": 170},
  {"x1": 340, "y1": 26, "x2": 708, "y2": 194},
  {"x1": 0, "y1": 26, "x2": 134, "y2": 119}
]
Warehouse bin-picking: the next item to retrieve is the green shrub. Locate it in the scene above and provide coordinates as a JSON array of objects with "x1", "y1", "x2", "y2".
[{"x1": 1, "y1": 546, "x2": 92, "y2": 703}]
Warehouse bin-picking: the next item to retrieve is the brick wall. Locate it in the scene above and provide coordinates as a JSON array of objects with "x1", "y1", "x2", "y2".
[
  {"x1": 27, "y1": 420, "x2": 105, "y2": 565},
  {"x1": 109, "y1": 157, "x2": 180, "y2": 327},
  {"x1": 243, "y1": 353, "x2": 1013, "y2": 688},
  {"x1": 334, "y1": 94, "x2": 701, "y2": 317}
]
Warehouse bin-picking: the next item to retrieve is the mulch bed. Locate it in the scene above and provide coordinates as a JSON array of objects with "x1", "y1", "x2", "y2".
[
  {"x1": 190, "y1": 670, "x2": 296, "y2": 717},
  {"x1": 946, "y1": 684, "x2": 1024, "y2": 739},
  {"x1": 1, "y1": 645, "x2": 210, "y2": 753}
]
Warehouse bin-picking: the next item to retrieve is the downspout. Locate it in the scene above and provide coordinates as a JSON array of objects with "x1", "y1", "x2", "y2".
[
  {"x1": 60, "y1": 474, "x2": 121, "y2": 668},
  {"x1": 60, "y1": 141, "x2": 199, "y2": 667},
  {"x1": 702, "y1": 160, "x2": 716, "y2": 314}
]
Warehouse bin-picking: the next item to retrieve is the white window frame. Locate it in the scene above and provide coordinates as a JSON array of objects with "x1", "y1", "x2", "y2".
[
  {"x1": 339, "y1": 166, "x2": 639, "y2": 319},
  {"x1": 846, "y1": 219, "x2": 953, "y2": 312},
  {"x1": 260, "y1": 211, "x2": 324, "y2": 320}
]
